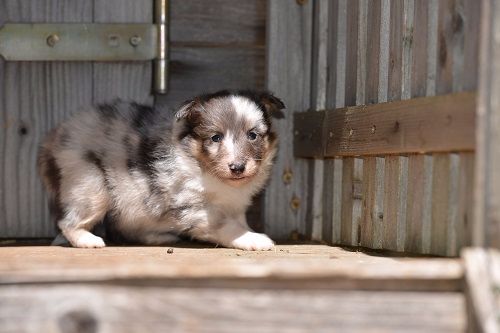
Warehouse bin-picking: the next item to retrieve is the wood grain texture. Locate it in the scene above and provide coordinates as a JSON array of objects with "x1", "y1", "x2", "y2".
[
  {"x1": 309, "y1": 0, "x2": 330, "y2": 241},
  {"x1": 294, "y1": 92, "x2": 476, "y2": 158},
  {"x1": 170, "y1": 0, "x2": 265, "y2": 45},
  {"x1": 474, "y1": 0, "x2": 500, "y2": 248},
  {"x1": 0, "y1": 0, "x2": 94, "y2": 238},
  {"x1": 93, "y1": 0, "x2": 153, "y2": 104},
  {"x1": 0, "y1": 245, "x2": 464, "y2": 290},
  {"x1": 162, "y1": 46, "x2": 265, "y2": 108},
  {"x1": 0, "y1": 285, "x2": 466, "y2": 333},
  {"x1": 405, "y1": 0, "x2": 430, "y2": 255},
  {"x1": 463, "y1": 248, "x2": 500, "y2": 333},
  {"x1": 263, "y1": 0, "x2": 313, "y2": 239},
  {"x1": 431, "y1": 154, "x2": 450, "y2": 256}
]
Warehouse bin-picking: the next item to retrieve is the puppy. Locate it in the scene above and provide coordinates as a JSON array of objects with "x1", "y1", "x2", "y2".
[{"x1": 37, "y1": 90, "x2": 284, "y2": 250}]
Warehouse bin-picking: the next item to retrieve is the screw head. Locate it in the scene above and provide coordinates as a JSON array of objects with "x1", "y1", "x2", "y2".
[
  {"x1": 129, "y1": 35, "x2": 142, "y2": 47},
  {"x1": 108, "y1": 34, "x2": 120, "y2": 47},
  {"x1": 371, "y1": 125, "x2": 377, "y2": 134},
  {"x1": 46, "y1": 34, "x2": 60, "y2": 47},
  {"x1": 296, "y1": 0, "x2": 308, "y2": 5}
]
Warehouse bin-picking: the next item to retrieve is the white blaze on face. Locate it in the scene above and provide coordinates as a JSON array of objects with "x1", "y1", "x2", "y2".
[
  {"x1": 223, "y1": 132, "x2": 236, "y2": 162},
  {"x1": 231, "y1": 96, "x2": 262, "y2": 125}
]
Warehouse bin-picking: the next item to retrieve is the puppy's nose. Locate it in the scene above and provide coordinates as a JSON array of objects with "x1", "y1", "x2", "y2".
[{"x1": 229, "y1": 163, "x2": 246, "y2": 175}]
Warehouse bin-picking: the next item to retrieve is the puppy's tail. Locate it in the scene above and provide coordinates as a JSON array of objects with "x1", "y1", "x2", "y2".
[{"x1": 37, "y1": 129, "x2": 64, "y2": 222}]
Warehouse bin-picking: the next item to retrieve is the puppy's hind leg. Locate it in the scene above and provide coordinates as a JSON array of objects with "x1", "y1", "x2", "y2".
[{"x1": 57, "y1": 159, "x2": 111, "y2": 248}]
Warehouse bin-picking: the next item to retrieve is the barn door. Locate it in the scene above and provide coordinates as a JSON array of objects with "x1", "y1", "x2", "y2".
[{"x1": 0, "y1": 0, "x2": 265, "y2": 238}]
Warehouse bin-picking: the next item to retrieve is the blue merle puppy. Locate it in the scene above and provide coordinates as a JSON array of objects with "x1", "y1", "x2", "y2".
[{"x1": 38, "y1": 90, "x2": 284, "y2": 250}]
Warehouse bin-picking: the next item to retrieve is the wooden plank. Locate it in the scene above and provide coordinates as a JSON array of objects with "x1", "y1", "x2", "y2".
[
  {"x1": 170, "y1": 0, "x2": 265, "y2": 45},
  {"x1": 405, "y1": 0, "x2": 430, "y2": 255},
  {"x1": 0, "y1": 286, "x2": 466, "y2": 333},
  {"x1": 360, "y1": 158, "x2": 384, "y2": 249},
  {"x1": 387, "y1": 0, "x2": 404, "y2": 102},
  {"x1": 350, "y1": 0, "x2": 366, "y2": 247},
  {"x1": 340, "y1": 158, "x2": 354, "y2": 245},
  {"x1": 309, "y1": 0, "x2": 330, "y2": 241},
  {"x1": 0, "y1": 245, "x2": 464, "y2": 291},
  {"x1": 383, "y1": 156, "x2": 408, "y2": 251},
  {"x1": 364, "y1": 0, "x2": 381, "y2": 105},
  {"x1": 344, "y1": 0, "x2": 358, "y2": 107},
  {"x1": 359, "y1": 0, "x2": 384, "y2": 251},
  {"x1": 431, "y1": 154, "x2": 450, "y2": 256},
  {"x1": 263, "y1": 0, "x2": 313, "y2": 239},
  {"x1": 411, "y1": 1, "x2": 428, "y2": 98},
  {"x1": 463, "y1": 248, "x2": 500, "y2": 333},
  {"x1": 294, "y1": 92, "x2": 476, "y2": 158},
  {"x1": 93, "y1": 0, "x2": 153, "y2": 104},
  {"x1": 436, "y1": 0, "x2": 454, "y2": 95},
  {"x1": 474, "y1": 0, "x2": 500, "y2": 248},
  {"x1": 457, "y1": 152, "x2": 474, "y2": 251},
  {"x1": 405, "y1": 155, "x2": 431, "y2": 253},
  {"x1": 426, "y1": 0, "x2": 439, "y2": 97},
  {"x1": 331, "y1": 158, "x2": 343, "y2": 244},
  {"x1": 463, "y1": 0, "x2": 481, "y2": 91},
  {"x1": 381, "y1": 0, "x2": 407, "y2": 252},
  {"x1": 0, "y1": 0, "x2": 94, "y2": 238}
]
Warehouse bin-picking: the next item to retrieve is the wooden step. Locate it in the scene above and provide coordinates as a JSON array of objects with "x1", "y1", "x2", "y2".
[{"x1": 0, "y1": 244, "x2": 467, "y2": 332}]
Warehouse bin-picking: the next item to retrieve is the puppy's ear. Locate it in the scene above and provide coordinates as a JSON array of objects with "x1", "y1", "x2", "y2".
[
  {"x1": 175, "y1": 99, "x2": 201, "y2": 123},
  {"x1": 260, "y1": 92, "x2": 285, "y2": 119}
]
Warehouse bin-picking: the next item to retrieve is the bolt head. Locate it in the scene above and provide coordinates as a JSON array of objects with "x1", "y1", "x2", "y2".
[
  {"x1": 46, "y1": 34, "x2": 60, "y2": 47},
  {"x1": 129, "y1": 35, "x2": 142, "y2": 47}
]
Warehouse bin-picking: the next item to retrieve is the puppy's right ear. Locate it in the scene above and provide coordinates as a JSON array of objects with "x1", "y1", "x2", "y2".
[{"x1": 175, "y1": 100, "x2": 197, "y2": 121}]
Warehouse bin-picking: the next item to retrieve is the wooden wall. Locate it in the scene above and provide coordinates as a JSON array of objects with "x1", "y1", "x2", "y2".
[
  {"x1": 0, "y1": 0, "x2": 266, "y2": 237},
  {"x1": 265, "y1": 0, "x2": 481, "y2": 256}
]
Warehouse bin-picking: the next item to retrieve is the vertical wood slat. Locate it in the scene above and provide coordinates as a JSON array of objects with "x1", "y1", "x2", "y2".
[
  {"x1": 0, "y1": 1, "x2": 94, "y2": 237},
  {"x1": 322, "y1": 0, "x2": 340, "y2": 244},
  {"x1": 334, "y1": 0, "x2": 350, "y2": 245},
  {"x1": 381, "y1": 0, "x2": 405, "y2": 251},
  {"x1": 405, "y1": 0, "x2": 429, "y2": 253},
  {"x1": 309, "y1": 0, "x2": 330, "y2": 241},
  {"x1": 93, "y1": 0, "x2": 153, "y2": 104},
  {"x1": 360, "y1": 0, "x2": 389, "y2": 250},
  {"x1": 264, "y1": 0, "x2": 313, "y2": 239},
  {"x1": 474, "y1": 0, "x2": 500, "y2": 248}
]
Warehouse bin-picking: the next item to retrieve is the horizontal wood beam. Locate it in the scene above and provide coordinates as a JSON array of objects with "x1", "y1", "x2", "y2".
[{"x1": 294, "y1": 92, "x2": 476, "y2": 158}]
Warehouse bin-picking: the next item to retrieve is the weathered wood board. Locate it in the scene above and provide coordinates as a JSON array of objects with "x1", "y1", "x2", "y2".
[
  {"x1": 294, "y1": 92, "x2": 476, "y2": 158},
  {"x1": 0, "y1": 245, "x2": 463, "y2": 291},
  {"x1": 474, "y1": 0, "x2": 500, "y2": 249},
  {"x1": 0, "y1": 244, "x2": 467, "y2": 332}
]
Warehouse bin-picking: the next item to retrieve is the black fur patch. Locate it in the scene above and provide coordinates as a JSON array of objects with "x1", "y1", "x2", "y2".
[
  {"x1": 131, "y1": 103, "x2": 157, "y2": 136},
  {"x1": 84, "y1": 150, "x2": 106, "y2": 174},
  {"x1": 96, "y1": 101, "x2": 119, "y2": 120}
]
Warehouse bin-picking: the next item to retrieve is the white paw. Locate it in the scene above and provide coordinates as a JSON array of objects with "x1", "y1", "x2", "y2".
[
  {"x1": 231, "y1": 232, "x2": 275, "y2": 251},
  {"x1": 73, "y1": 233, "x2": 106, "y2": 248}
]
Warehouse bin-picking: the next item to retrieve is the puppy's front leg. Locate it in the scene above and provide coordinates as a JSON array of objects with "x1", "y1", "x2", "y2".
[{"x1": 214, "y1": 215, "x2": 274, "y2": 251}]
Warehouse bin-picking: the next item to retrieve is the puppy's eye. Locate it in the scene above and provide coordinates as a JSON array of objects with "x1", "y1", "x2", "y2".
[
  {"x1": 247, "y1": 131, "x2": 258, "y2": 141},
  {"x1": 211, "y1": 134, "x2": 223, "y2": 142}
]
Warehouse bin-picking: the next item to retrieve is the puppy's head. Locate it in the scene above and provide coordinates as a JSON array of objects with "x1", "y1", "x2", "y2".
[{"x1": 174, "y1": 90, "x2": 285, "y2": 186}]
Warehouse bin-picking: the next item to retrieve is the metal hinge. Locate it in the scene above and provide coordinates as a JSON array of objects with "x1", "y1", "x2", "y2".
[{"x1": 0, "y1": 0, "x2": 168, "y2": 94}]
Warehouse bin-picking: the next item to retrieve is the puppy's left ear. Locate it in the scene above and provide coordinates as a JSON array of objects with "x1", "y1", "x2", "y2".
[{"x1": 260, "y1": 92, "x2": 285, "y2": 119}]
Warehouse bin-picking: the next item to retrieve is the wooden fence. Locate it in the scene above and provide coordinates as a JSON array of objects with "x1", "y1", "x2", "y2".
[{"x1": 264, "y1": 0, "x2": 481, "y2": 256}]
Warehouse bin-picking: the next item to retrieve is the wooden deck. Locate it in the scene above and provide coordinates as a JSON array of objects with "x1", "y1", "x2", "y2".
[{"x1": 0, "y1": 244, "x2": 469, "y2": 332}]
